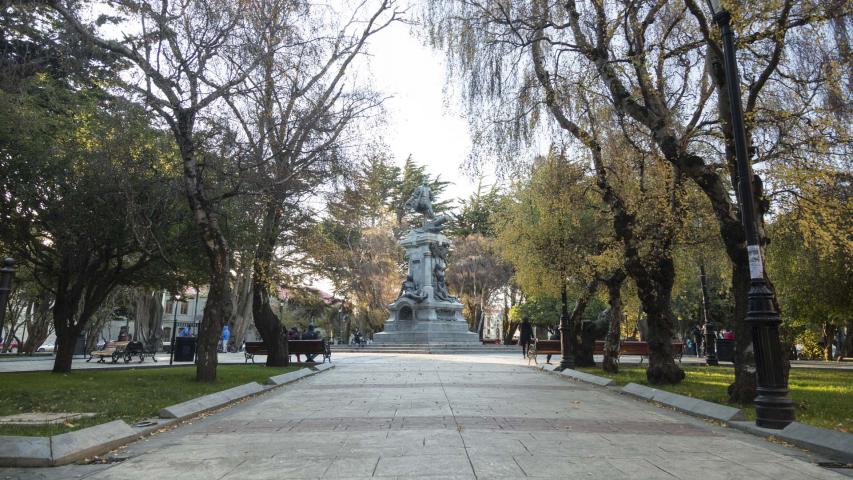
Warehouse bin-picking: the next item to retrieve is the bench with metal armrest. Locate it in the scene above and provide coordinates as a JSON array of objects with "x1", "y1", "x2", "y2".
[{"x1": 244, "y1": 339, "x2": 331, "y2": 364}]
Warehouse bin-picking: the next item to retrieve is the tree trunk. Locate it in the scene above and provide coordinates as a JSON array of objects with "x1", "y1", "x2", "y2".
[
  {"x1": 570, "y1": 278, "x2": 598, "y2": 367},
  {"x1": 252, "y1": 203, "x2": 289, "y2": 366},
  {"x1": 52, "y1": 298, "x2": 83, "y2": 373},
  {"x1": 21, "y1": 293, "x2": 52, "y2": 355},
  {"x1": 228, "y1": 264, "x2": 254, "y2": 350},
  {"x1": 134, "y1": 289, "x2": 164, "y2": 351},
  {"x1": 602, "y1": 270, "x2": 626, "y2": 373},
  {"x1": 475, "y1": 302, "x2": 484, "y2": 339},
  {"x1": 196, "y1": 274, "x2": 230, "y2": 381},
  {"x1": 631, "y1": 256, "x2": 684, "y2": 385},
  {"x1": 176, "y1": 111, "x2": 233, "y2": 382}
]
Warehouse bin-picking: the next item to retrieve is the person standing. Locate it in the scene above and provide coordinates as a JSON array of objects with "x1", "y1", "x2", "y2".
[
  {"x1": 519, "y1": 317, "x2": 533, "y2": 359},
  {"x1": 220, "y1": 324, "x2": 230, "y2": 353},
  {"x1": 691, "y1": 323, "x2": 704, "y2": 357}
]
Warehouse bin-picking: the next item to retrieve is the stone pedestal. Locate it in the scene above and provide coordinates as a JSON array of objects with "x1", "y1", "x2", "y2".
[{"x1": 374, "y1": 229, "x2": 479, "y2": 345}]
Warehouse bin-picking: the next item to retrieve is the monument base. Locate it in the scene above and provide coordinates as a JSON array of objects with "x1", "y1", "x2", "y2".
[{"x1": 374, "y1": 320, "x2": 480, "y2": 344}]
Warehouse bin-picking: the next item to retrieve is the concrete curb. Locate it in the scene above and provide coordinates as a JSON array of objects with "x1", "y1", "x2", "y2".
[
  {"x1": 530, "y1": 364, "x2": 616, "y2": 387},
  {"x1": 532, "y1": 363, "x2": 852, "y2": 461},
  {"x1": 558, "y1": 368, "x2": 616, "y2": 387},
  {"x1": 621, "y1": 382, "x2": 746, "y2": 422},
  {"x1": 0, "y1": 364, "x2": 337, "y2": 467},
  {"x1": 0, "y1": 435, "x2": 51, "y2": 467},
  {"x1": 159, "y1": 382, "x2": 267, "y2": 419},
  {"x1": 0, "y1": 419, "x2": 177, "y2": 467},
  {"x1": 50, "y1": 420, "x2": 137, "y2": 466},
  {"x1": 311, "y1": 363, "x2": 334, "y2": 373},
  {"x1": 266, "y1": 368, "x2": 314, "y2": 386},
  {"x1": 730, "y1": 421, "x2": 853, "y2": 463}
]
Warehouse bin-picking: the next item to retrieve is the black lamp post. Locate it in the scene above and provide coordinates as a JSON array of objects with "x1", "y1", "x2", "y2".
[
  {"x1": 699, "y1": 263, "x2": 719, "y2": 366},
  {"x1": 168, "y1": 293, "x2": 181, "y2": 366},
  {"x1": 0, "y1": 258, "x2": 15, "y2": 331},
  {"x1": 706, "y1": 0, "x2": 795, "y2": 429},
  {"x1": 558, "y1": 282, "x2": 574, "y2": 370}
]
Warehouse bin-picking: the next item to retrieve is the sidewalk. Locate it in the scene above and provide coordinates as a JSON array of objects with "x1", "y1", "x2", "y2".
[
  {"x1": 1, "y1": 353, "x2": 848, "y2": 479},
  {"x1": 2, "y1": 351, "x2": 851, "y2": 373}
]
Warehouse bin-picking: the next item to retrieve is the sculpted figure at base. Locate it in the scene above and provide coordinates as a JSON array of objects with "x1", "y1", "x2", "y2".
[{"x1": 399, "y1": 274, "x2": 427, "y2": 303}]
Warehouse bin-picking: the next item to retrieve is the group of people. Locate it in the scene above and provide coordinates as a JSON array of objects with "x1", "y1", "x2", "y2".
[
  {"x1": 687, "y1": 323, "x2": 735, "y2": 357},
  {"x1": 287, "y1": 324, "x2": 322, "y2": 362}
]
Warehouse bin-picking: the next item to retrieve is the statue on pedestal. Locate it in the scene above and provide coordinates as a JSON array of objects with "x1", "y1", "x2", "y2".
[{"x1": 374, "y1": 178, "x2": 479, "y2": 344}]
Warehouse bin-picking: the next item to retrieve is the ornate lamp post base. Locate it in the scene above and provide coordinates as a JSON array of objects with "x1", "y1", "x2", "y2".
[{"x1": 748, "y1": 280, "x2": 795, "y2": 428}]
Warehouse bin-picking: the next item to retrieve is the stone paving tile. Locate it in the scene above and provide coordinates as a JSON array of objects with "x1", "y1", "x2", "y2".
[
  {"x1": 217, "y1": 456, "x2": 331, "y2": 480},
  {"x1": 608, "y1": 457, "x2": 679, "y2": 479},
  {"x1": 373, "y1": 454, "x2": 474, "y2": 478},
  {"x1": 468, "y1": 454, "x2": 527, "y2": 478},
  {"x1": 86, "y1": 456, "x2": 247, "y2": 480}
]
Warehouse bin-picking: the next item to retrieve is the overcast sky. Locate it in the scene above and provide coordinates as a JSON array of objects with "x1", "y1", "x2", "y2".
[{"x1": 361, "y1": 16, "x2": 486, "y2": 203}]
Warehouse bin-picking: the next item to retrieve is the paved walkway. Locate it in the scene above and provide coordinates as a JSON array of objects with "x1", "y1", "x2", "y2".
[
  {"x1": 1, "y1": 354, "x2": 850, "y2": 479},
  {"x1": 2, "y1": 351, "x2": 850, "y2": 373}
]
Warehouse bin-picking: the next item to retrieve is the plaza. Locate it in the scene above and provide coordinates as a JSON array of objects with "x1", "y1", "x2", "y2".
[{"x1": 1, "y1": 353, "x2": 849, "y2": 480}]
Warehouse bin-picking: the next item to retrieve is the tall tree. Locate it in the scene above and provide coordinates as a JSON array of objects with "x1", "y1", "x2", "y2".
[
  {"x1": 225, "y1": 0, "x2": 399, "y2": 366},
  {"x1": 0, "y1": 75, "x2": 188, "y2": 372},
  {"x1": 50, "y1": 0, "x2": 267, "y2": 381}
]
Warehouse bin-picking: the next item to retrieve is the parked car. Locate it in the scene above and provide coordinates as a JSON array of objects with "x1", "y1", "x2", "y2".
[{"x1": 36, "y1": 342, "x2": 55, "y2": 352}]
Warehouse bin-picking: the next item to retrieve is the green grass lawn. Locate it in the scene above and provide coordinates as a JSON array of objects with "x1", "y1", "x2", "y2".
[
  {"x1": 576, "y1": 365, "x2": 853, "y2": 433},
  {"x1": 0, "y1": 364, "x2": 299, "y2": 436}
]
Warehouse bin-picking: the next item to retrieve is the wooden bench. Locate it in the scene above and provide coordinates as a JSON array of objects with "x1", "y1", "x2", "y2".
[
  {"x1": 87, "y1": 341, "x2": 129, "y2": 363},
  {"x1": 528, "y1": 339, "x2": 562, "y2": 365},
  {"x1": 123, "y1": 341, "x2": 158, "y2": 363},
  {"x1": 244, "y1": 340, "x2": 331, "y2": 364},
  {"x1": 593, "y1": 340, "x2": 684, "y2": 364}
]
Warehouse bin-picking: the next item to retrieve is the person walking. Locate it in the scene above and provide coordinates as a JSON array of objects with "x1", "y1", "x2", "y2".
[
  {"x1": 546, "y1": 325, "x2": 560, "y2": 364},
  {"x1": 520, "y1": 317, "x2": 533, "y2": 359}
]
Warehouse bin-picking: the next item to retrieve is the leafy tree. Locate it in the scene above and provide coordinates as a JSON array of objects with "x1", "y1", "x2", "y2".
[
  {"x1": 768, "y1": 212, "x2": 852, "y2": 361},
  {"x1": 450, "y1": 180, "x2": 503, "y2": 237},
  {"x1": 446, "y1": 234, "x2": 512, "y2": 338},
  {"x1": 0, "y1": 76, "x2": 190, "y2": 372},
  {"x1": 50, "y1": 0, "x2": 269, "y2": 381}
]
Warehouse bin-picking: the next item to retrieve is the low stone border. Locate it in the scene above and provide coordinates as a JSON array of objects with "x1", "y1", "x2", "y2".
[
  {"x1": 730, "y1": 420, "x2": 853, "y2": 463},
  {"x1": 0, "y1": 363, "x2": 335, "y2": 467},
  {"x1": 531, "y1": 364, "x2": 616, "y2": 387},
  {"x1": 620, "y1": 383, "x2": 853, "y2": 462},
  {"x1": 621, "y1": 382, "x2": 746, "y2": 422},
  {"x1": 558, "y1": 368, "x2": 616, "y2": 387},
  {"x1": 159, "y1": 382, "x2": 267, "y2": 419},
  {"x1": 266, "y1": 367, "x2": 314, "y2": 386},
  {"x1": 532, "y1": 364, "x2": 852, "y2": 463}
]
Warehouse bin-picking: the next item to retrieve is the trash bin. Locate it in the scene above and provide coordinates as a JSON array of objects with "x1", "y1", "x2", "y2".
[
  {"x1": 174, "y1": 336, "x2": 197, "y2": 362},
  {"x1": 716, "y1": 339, "x2": 735, "y2": 362},
  {"x1": 73, "y1": 334, "x2": 87, "y2": 358}
]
